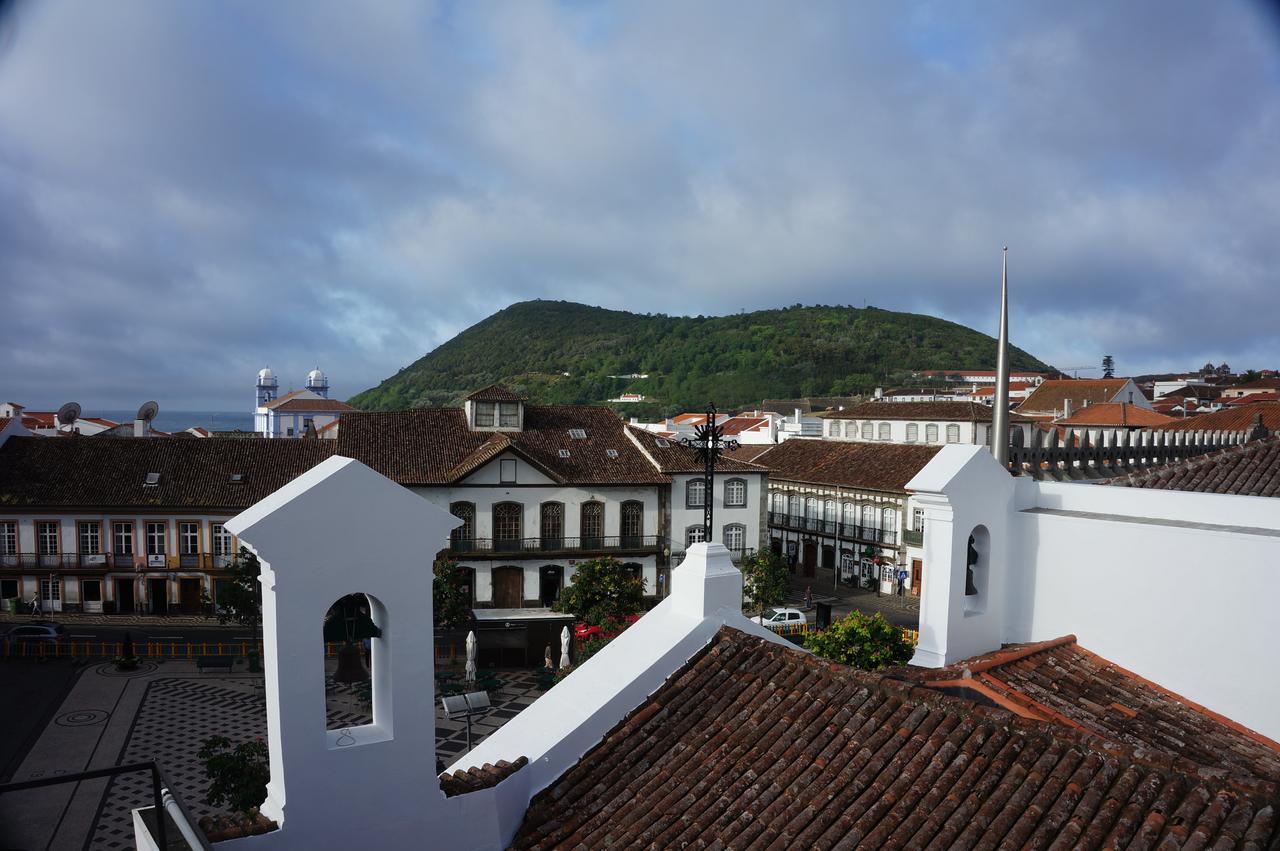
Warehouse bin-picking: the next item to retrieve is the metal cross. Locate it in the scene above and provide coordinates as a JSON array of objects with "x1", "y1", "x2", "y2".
[{"x1": 680, "y1": 403, "x2": 739, "y2": 543}]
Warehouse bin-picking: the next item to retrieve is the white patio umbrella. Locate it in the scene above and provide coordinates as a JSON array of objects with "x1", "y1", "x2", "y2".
[
  {"x1": 464, "y1": 630, "x2": 477, "y2": 684},
  {"x1": 559, "y1": 626, "x2": 571, "y2": 669}
]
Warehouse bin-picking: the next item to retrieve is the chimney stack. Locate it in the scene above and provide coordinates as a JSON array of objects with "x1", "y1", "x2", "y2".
[{"x1": 1062, "y1": 398, "x2": 1072, "y2": 419}]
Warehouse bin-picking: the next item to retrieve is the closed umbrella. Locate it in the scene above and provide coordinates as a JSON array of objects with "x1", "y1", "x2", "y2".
[
  {"x1": 465, "y1": 630, "x2": 477, "y2": 684},
  {"x1": 559, "y1": 626, "x2": 571, "y2": 669}
]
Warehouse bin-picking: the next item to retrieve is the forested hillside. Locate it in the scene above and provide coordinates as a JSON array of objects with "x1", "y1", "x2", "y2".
[{"x1": 349, "y1": 300, "x2": 1050, "y2": 414}]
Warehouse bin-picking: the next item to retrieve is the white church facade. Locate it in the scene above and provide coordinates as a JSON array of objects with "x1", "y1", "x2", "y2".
[{"x1": 254, "y1": 367, "x2": 355, "y2": 437}]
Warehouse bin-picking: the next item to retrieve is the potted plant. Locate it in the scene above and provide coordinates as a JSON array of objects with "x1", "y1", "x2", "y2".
[{"x1": 196, "y1": 736, "x2": 276, "y2": 840}]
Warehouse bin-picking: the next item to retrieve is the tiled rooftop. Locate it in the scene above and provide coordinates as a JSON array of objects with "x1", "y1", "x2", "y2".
[
  {"x1": 439, "y1": 756, "x2": 529, "y2": 798},
  {"x1": 1056, "y1": 402, "x2": 1176, "y2": 427},
  {"x1": 464, "y1": 384, "x2": 528, "y2": 402},
  {"x1": 336, "y1": 405, "x2": 670, "y2": 486},
  {"x1": 753, "y1": 438, "x2": 941, "y2": 492},
  {"x1": 1158, "y1": 403, "x2": 1280, "y2": 433},
  {"x1": 1104, "y1": 435, "x2": 1280, "y2": 497},
  {"x1": 514, "y1": 628, "x2": 1279, "y2": 849},
  {"x1": 906, "y1": 635, "x2": 1280, "y2": 783},
  {"x1": 625, "y1": 425, "x2": 769, "y2": 474},
  {"x1": 1017, "y1": 378, "x2": 1130, "y2": 414},
  {"x1": 823, "y1": 400, "x2": 1033, "y2": 423}
]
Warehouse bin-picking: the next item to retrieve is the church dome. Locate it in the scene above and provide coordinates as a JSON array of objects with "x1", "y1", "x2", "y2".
[
  {"x1": 258, "y1": 367, "x2": 277, "y2": 385},
  {"x1": 307, "y1": 368, "x2": 327, "y2": 386}
]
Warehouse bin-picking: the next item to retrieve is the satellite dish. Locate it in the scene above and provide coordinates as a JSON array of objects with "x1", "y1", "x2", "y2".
[
  {"x1": 137, "y1": 401, "x2": 160, "y2": 422},
  {"x1": 56, "y1": 402, "x2": 82, "y2": 427}
]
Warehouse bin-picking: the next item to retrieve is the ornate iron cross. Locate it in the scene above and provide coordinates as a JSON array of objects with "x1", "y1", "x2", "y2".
[{"x1": 680, "y1": 403, "x2": 739, "y2": 542}]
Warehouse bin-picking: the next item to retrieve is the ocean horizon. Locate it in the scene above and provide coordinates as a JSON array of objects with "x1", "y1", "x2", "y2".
[{"x1": 97, "y1": 410, "x2": 255, "y2": 434}]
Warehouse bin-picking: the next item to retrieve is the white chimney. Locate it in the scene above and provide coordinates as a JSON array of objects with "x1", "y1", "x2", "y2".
[
  {"x1": 793, "y1": 408, "x2": 802, "y2": 423},
  {"x1": 134, "y1": 418, "x2": 146, "y2": 438},
  {"x1": 1062, "y1": 399, "x2": 1072, "y2": 419}
]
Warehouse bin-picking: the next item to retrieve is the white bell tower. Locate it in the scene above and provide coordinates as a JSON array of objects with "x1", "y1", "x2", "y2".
[{"x1": 256, "y1": 367, "x2": 279, "y2": 407}]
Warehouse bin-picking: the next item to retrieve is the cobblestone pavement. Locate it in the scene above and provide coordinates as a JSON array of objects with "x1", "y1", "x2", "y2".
[{"x1": 1, "y1": 659, "x2": 547, "y2": 850}]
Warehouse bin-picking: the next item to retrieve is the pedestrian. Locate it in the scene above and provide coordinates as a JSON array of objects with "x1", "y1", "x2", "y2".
[
  {"x1": 896, "y1": 569, "x2": 908, "y2": 598},
  {"x1": 29, "y1": 593, "x2": 41, "y2": 617},
  {"x1": 803, "y1": 586, "x2": 812, "y2": 610}
]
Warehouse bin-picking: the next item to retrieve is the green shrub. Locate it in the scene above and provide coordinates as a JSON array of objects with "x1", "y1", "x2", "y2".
[{"x1": 803, "y1": 611, "x2": 914, "y2": 670}]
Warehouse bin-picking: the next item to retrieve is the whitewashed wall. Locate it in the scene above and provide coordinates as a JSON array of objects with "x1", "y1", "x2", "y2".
[
  {"x1": 908, "y1": 445, "x2": 1280, "y2": 742},
  {"x1": 668, "y1": 471, "x2": 766, "y2": 554}
]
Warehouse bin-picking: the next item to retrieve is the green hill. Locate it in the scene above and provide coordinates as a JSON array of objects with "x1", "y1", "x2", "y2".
[{"x1": 348, "y1": 300, "x2": 1051, "y2": 414}]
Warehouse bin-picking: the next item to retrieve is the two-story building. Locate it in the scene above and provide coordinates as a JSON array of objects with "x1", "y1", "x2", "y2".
[
  {"x1": 752, "y1": 438, "x2": 940, "y2": 595},
  {"x1": 334, "y1": 386, "x2": 768, "y2": 611},
  {"x1": 0, "y1": 436, "x2": 334, "y2": 613},
  {"x1": 819, "y1": 401, "x2": 1035, "y2": 447}
]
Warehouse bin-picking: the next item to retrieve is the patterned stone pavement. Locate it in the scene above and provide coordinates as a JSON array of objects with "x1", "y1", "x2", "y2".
[{"x1": 84, "y1": 667, "x2": 545, "y2": 849}]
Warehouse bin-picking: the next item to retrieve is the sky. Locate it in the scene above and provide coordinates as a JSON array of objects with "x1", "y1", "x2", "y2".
[{"x1": 2, "y1": 1, "x2": 1278, "y2": 410}]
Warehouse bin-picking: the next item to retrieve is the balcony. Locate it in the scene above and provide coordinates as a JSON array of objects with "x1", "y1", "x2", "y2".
[
  {"x1": 903, "y1": 529, "x2": 924, "y2": 547},
  {"x1": 0, "y1": 553, "x2": 239, "y2": 572},
  {"x1": 766, "y1": 512, "x2": 899, "y2": 547},
  {"x1": 449, "y1": 535, "x2": 663, "y2": 558}
]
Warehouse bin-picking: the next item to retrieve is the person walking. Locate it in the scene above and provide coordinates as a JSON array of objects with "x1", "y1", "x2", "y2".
[
  {"x1": 803, "y1": 586, "x2": 813, "y2": 610},
  {"x1": 29, "y1": 593, "x2": 42, "y2": 618}
]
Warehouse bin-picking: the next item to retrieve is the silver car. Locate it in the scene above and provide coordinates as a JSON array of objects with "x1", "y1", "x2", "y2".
[{"x1": 1, "y1": 622, "x2": 69, "y2": 653}]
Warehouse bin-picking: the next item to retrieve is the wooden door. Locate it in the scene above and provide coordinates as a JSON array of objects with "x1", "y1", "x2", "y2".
[
  {"x1": 115, "y1": 579, "x2": 134, "y2": 614},
  {"x1": 911, "y1": 559, "x2": 923, "y2": 596},
  {"x1": 179, "y1": 578, "x2": 201, "y2": 614},
  {"x1": 492, "y1": 567, "x2": 524, "y2": 609},
  {"x1": 802, "y1": 542, "x2": 817, "y2": 577}
]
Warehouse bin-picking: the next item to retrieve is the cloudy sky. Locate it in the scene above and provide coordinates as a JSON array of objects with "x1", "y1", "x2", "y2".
[{"x1": 2, "y1": 1, "x2": 1278, "y2": 410}]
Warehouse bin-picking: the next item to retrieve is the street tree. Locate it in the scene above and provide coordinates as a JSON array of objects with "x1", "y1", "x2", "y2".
[
  {"x1": 741, "y1": 549, "x2": 790, "y2": 620},
  {"x1": 433, "y1": 554, "x2": 474, "y2": 631},
  {"x1": 1101, "y1": 355, "x2": 1115, "y2": 379},
  {"x1": 554, "y1": 557, "x2": 645, "y2": 627},
  {"x1": 211, "y1": 547, "x2": 262, "y2": 631},
  {"x1": 803, "y1": 611, "x2": 914, "y2": 670}
]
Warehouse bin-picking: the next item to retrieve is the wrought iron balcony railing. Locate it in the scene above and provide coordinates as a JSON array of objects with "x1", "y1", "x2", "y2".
[
  {"x1": 766, "y1": 512, "x2": 899, "y2": 547},
  {"x1": 449, "y1": 535, "x2": 662, "y2": 556},
  {"x1": 0, "y1": 552, "x2": 240, "y2": 571}
]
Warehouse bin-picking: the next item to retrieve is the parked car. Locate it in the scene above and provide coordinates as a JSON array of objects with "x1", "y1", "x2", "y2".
[
  {"x1": 757, "y1": 607, "x2": 807, "y2": 626},
  {"x1": 1, "y1": 622, "x2": 69, "y2": 653}
]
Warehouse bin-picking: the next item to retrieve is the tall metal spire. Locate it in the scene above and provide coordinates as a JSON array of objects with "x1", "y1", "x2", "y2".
[{"x1": 992, "y1": 247, "x2": 1011, "y2": 468}]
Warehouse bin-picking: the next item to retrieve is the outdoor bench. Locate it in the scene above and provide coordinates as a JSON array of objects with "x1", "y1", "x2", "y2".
[{"x1": 197, "y1": 656, "x2": 235, "y2": 672}]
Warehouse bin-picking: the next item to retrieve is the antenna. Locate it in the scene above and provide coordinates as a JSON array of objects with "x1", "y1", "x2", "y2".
[
  {"x1": 137, "y1": 400, "x2": 160, "y2": 423},
  {"x1": 56, "y1": 402, "x2": 82, "y2": 432}
]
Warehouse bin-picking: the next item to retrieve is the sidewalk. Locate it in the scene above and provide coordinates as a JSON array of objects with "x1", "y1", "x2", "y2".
[{"x1": 0, "y1": 610, "x2": 238, "y2": 628}]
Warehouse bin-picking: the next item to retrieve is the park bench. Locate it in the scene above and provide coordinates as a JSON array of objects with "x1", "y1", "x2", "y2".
[{"x1": 197, "y1": 656, "x2": 235, "y2": 673}]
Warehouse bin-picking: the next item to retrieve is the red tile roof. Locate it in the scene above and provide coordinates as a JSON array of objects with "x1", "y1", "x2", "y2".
[
  {"x1": 624, "y1": 426, "x2": 769, "y2": 474},
  {"x1": 908, "y1": 636, "x2": 1280, "y2": 782},
  {"x1": 268, "y1": 397, "x2": 355, "y2": 413},
  {"x1": 1017, "y1": 379, "x2": 1130, "y2": 415},
  {"x1": 1056, "y1": 402, "x2": 1176, "y2": 427},
  {"x1": 336, "y1": 406, "x2": 669, "y2": 486},
  {"x1": 753, "y1": 438, "x2": 941, "y2": 492},
  {"x1": 1158, "y1": 403, "x2": 1280, "y2": 433},
  {"x1": 823, "y1": 401, "x2": 1033, "y2": 423},
  {"x1": 1225, "y1": 392, "x2": 1279, "y2": 406},
  {"x1": 718, "y1": 416, "x2": 769, "y2": 436},
  {"x1": 0, "y1": 436, "x2": 336, "y2": 509},
  {"x1": 439, "y1": 756, "x2": 528, "y2": 798},
  {"x1": 464, "y1": 384, "x2": 528, "y2": 402},
  {"x1": 514, "y1": 628, "x2": 1279, "y2": 849},
  {"x1": 1104, "y1": 435, "x2": 1280, "y2": 497}
]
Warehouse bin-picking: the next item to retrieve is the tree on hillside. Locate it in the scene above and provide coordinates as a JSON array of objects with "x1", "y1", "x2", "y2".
[
  {"x1": 554, "y1": 557, "x2": 646, "y2": 627},
  {"x1": 741, "y1": 550, "x2": 790, "y2": 621},
  {"x1": 1101, "y1": 355, "x2": 1115, "y2": 379},
  {"x1": 803, "y1": 611, "x2": 914, "y2": 670}
]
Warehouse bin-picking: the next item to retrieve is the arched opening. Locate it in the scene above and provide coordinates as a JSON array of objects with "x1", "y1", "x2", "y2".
[
  {"x1": 450, "y1": 502, "x2": 475, "y2": 551},
  {"x1": 323, "y1": 592, "x2": 384, "y2": 735},
  {"x1": 580, "y1": 501, "x2": 604, "y2": 549},
  {"x1": 621, "y1": 501, "x2": 644, "y2": 548},
  {"x1": 539, "y1": 565, "x2": 563, "y2": 606},
  {"x1": 493, "y1": 502, "x2": 523, "y2": 552},
  {"x1": 540, "y1": 501, "x2": 564, "y2": 550},
  {"x1": 965, "y1": 525, "x2": 990, "y2": 615}
]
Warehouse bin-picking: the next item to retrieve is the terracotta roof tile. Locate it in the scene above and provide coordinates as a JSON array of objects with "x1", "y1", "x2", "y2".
[
  {"x1": 1158, "y1": 403, "x2": 1280, "y2": 433},
  {"x1": 0, "y1": 436, "x2": 335, "y2": 509},
  {"x1": 267, "y1": 397, "x2": 355, "y2": 413},
  {"x1": 1104, "y1": 435, "x2": 1280, "y2": 496},
  {"x1": 752, "y1": 438, "x2": 941, "y2": 492},
  {"x1": 513, "y1": 628, "x2": 1280, "y2": 849},
  {"x1": 1018, "y1": 379, "x2": 1130, "y2": 415},
  {"x1": 625, "y1": 426, "x2": 769, "y2": 474},
  {"x1": 1056, "y1": 402, "x2": 1176, "y2": 427},
  {"x1": 336, "y1": 406, "x2": 669, "y2": 486},
  {"x1": 438, "y1": 756, "x2": 528, "y2": 797},
  {"x1": 823, "y1": 400, "x2": 1033, "y2": 423},
  {"x1": 908, "y1": 636, "x2": 1280, "y2": 783},
  {"x1": 464, "y1": 384, "x2": 528, "y2": 402}
]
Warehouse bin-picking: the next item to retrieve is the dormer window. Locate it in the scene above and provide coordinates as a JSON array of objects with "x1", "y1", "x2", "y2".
[
  {"x1": 499, "y1": 403, "x2": 519, "y2": 428},
  {"x1": 606, "y1": 448, "x2": 619, "y2": 458},
  {"x1": 558, "y1": 449, "x2": 571, "y2": 458},
  {"x1": 144, "y1": 472, "x2": 161, "y2": 487},
  {"x1": 568, "y1": 429, "x2": 587, "y2": 439},
  {"x1": 474, "y1": 403, "x2": 496, "y2": 427}
]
